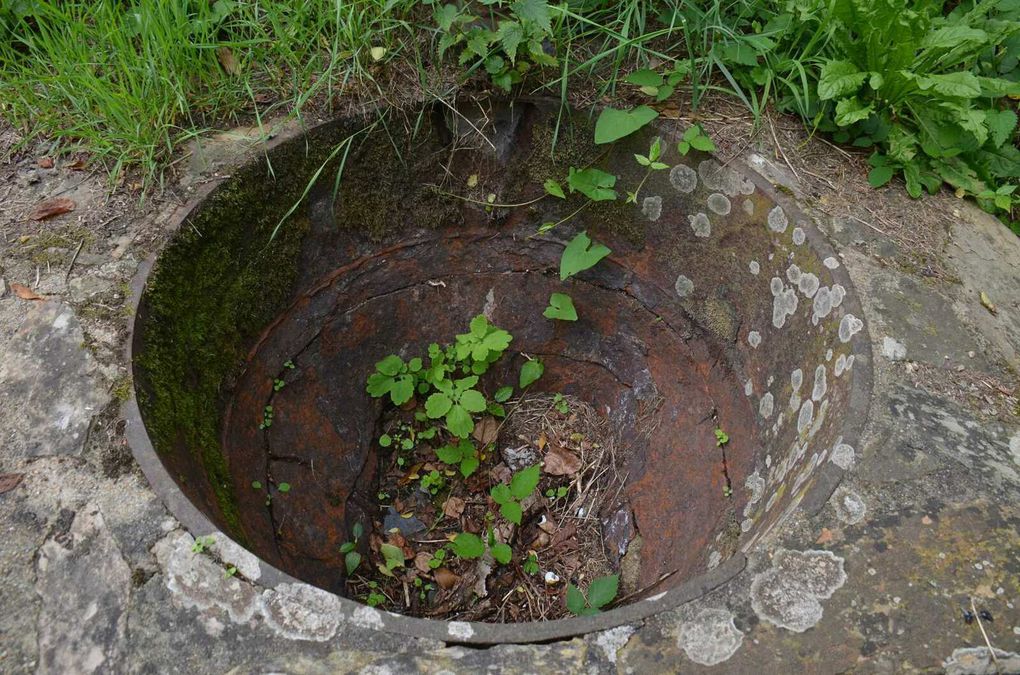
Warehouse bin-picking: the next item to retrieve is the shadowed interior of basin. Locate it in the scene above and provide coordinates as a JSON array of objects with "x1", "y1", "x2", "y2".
[{"x1": 131, "y1": 99, "x2": 868, "y2": 624}]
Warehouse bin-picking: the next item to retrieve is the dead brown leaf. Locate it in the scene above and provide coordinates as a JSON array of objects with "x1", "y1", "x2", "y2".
[
  {"x1": 0, "y1": 473, "x2": 24, "y2": 494},
  {"x1": 10, "y1": 283, "x2": 43, "y2": 301},
  {"x1": 414, "y1": 551, "x2": 432, "y2": 574},
  {"x1": 29, "y1": 197, "x2": 75, "y2": 221},
  {"x1": 472, "y1": 416, "x2": 498, "y2": 446},
  {"x1": 434, "y1": 567, "x2": 459, "y2": 589},
  {"x1": 66, "y1": 159, "x2": 87, "y2": 171},
  {"x1": 397, "y1": 463, "x2": 423, "y2": 486},
  {"x1": 536, "y1": 432, "x2": 547, "y2": 451},
  {"x1": 442, "y1": 495, "x2": 465, "y2": 519},
  {"x1": 37, "y1": 157, "x2": 54, "y2": 169},
  {"x1": 216, "y1": 46, "x2": 240, "y2": 75},
  {"x1": 543, "y1": 444, "x2": 581, "y2": 476},
  {"x1": 815, "y1": 528, "x2": 834, "y2": 544}
]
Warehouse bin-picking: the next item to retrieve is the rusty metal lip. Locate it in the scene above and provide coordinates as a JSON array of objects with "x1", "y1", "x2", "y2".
[{"x1": 121, "y1": 102, "x2": 872, "y2": 644}]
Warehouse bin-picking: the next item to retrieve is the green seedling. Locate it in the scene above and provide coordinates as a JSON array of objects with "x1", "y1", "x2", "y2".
[
  {"x1": 490, "y1": 464, "x2": 541, "y2": 525},
  {"x1": 340, "y1": 522, "x2": 364, "y2": 577},
  {"x1": 552, "y1": 393, "x2": 569, "y2": 414},
  {"x1": 427, "y1": 548, "x2": 447, "y2": 569},
  {"x1": 366, "y1": 354, "x2": 423, "y2": 405},
  {"x1": 420, "y1": 470, "x2": 445, "y2": 495},
  {"x1": 258, "y1": 405, "x2": 273, "y2": 429},
  {"x1": 425, "y1": 375, "x2": 488, "y2": 439},
  {"x1": 714, "y1": 428, "x2": 729, "y2": 446},
  {"x1": 677, "y1": 124, "x2": 715, "y2": 155},
  {"x1": 273, "y1": 378, "x2": 286, "y2": 391},
  {"x1": 624, "y1": 65, "x2": 689, "y2": 101},
  {"x1": 435, "y1": 438, "x2": 480, "y2": 478},
  {"x1": 378, "y1": 542, "x2": 405, "y2": 578},
  {"x1": 523, "y1": 551, "x2": 540, "y2": 575},
  {"x1": 628, "y1": 137, "x2": 670, "y2": 203},
  {"x1": 544, "y1": 292, "x2": 577, "y2": 321},
  {"x1": 545, "y1": 485, "x2": 569, "y2": 500},
  {"x1": 566, "y1": 574, "x2": 619, "y2": 616},
  {"x1": 191, "y1": 536, "x2": 215, "y2": 554}
]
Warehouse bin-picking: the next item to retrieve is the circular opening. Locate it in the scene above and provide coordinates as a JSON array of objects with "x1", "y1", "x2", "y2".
[{"x1": 129, "y1": 99, "x2": 871, "y2": 640}]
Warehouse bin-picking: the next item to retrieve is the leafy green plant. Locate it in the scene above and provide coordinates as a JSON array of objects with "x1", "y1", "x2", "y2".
[
  {"x1": 434, "y1": 0, "x2": 559, "y2": 91},
  {"x1": 378, "y1": 542, "x2": 405, "y2": 578},
  {"x1": 273, "y1": 378, "x2": 286, "y2": 392},
  {"x1": 545, "y1": 485, "x2": 569, "y2": 500},
  {"x1": 454, "y1": 315, "x2": 514, "y2": 375},
  {"x1": 490, "y1": 464, "x2": 541, "y2": 524},
  {"x1": 567, "y1": 167, "x2": 618, "y2": 202},
  {"x1": 566, "y1": 574, "x2": 619, "y2": 615},
  {"x1": 552, "y1": 393, "x2": 569, "y2": 414},
  {"x1": 428, "y1": 547, "x2": 448, "y2": 569},
  {"x1": 425, "y1": 375, "x2": 488, "y2": 439},
  {"x1": 544, "y1": 292, "x2": 578, "y2": 321},
  {"x1": 435, "y1": 438, "x2": 481, "y2": 478},
  {"x1": 450, "y1": 531, "x2": 486, "y2": 559},
  {"x1": 628, "y1": 137, "x2": 670, "y2": 203},
  {"x1": 594, "y1": 105, "x2": 659, "y2": 144},
  {"x1": 258, "y1": 405, "x2": 274, "y2": 430},
  {"x1": 523, "y1": 551, "x2": 540, "y2": 575},
  {"x1": 714, "y1": 428, "x2": 729, "y2": 446},
  {"x1": 364, "y1": 580, "x2": 386, "y2": 607},
  {"x1": 519, "y1": 359, "x2": 544, "y2": 388},
  {"x1": 366, "y1": 355, "x2": 423, "y2": 406},
  {"x1": 340, "y1": 522, "x2": 365, "y2": 576},
  {"x1": 420, "y1": 470, "x2": 446, "y2": 495},
  {"x1": 191, "y1": 536, "x2": 215, "y2": 554},
  {"x1": 560, "y1": 231, "x2": 612, "y2": 280},
  {"x1": 676, "y1": 125, "x2": 716, "y2": 155},
  {"x1": 625, "y1": 66, "x2": 689, "y2": 101}
]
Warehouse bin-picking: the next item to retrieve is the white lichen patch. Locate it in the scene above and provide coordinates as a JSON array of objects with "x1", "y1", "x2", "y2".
[
  {"x1": 830, "y1": 441, "x2": 855, "y2": 469},
  {"x1": 707, "y1": 193, "x2": 732, "y2": 215},
  {"x1": 642, "y1": 195, "x2": 663, "y2": 221},
  {"x1": 157, "y1": 532, "x2": 259, "y2": 624},
  {"x1": 677, "y1": 608, "x2": 744, "y2": 666},
  {"x1": 759, "y1": 393, "x2": 775, "y2": 419},
  {"x1": 745, "y1": 471, "x2": 765, "y2": 505},
  {"x1": 688, "y1": 212, "x2": 712, "y2": 238},
  {"x1": 675, "y1": 274, "x2": 694, "y2": 298},
  {"x1": 594, "y1": 625, "x2": 635, "y2": 664},
  {"x1": 669, "y1": 164, "x2": 698, "y2": 193},
  {"x1": 833, "y1": 487, "x2": 866, "y2": 525},
  {"x1": 791, "y1": 369, "x2": 804, "y2": 392},
  {"x1": 792, "y1": 227, "x2": 806, "y2": 245},
  {"x1": 447, "y1": 621, "x2": 475, "y2": 640},
  {"x1": 767, "y1": 206, "x2": 789, "y2": 233},
  {"x1": 812, "y1": 365, "x2": 827, "y2": 401},
  {"x1": 743, "y1": 199, "x2": 755, "y2": 215},
  {"x1": 772, "y1": 282, "x2": 798, "y2": 328},
  {"x1": 786, "y1": 264, "x2": 802, "y2": 284},
  {"x1": 750, "y1": 549, "x2": 847, "y2": 632},
  {"x1": 749, "y1": 260, "x2": 760, "y2": 275},
  {"x1": 838, "y1": 314, "x2": 864, "y2": 343},
  {"x1": 826, "y1": 348, "x2": 833, "y2": 361},
  {"x1": 698, "y1": 159, "x2": 755, "y2": 196},
  {"x1": 351, "y1": 606, "x2": 385, "y2": 630},
  {"x1": 260, "y1": 583, "x2": 344, "y2": 642},
  {"x1": 210, "y1": 535, "x2": 261, "y2": 582},
  {"x1": 823, "y1": 256, "x2": 840, "y2": 269},
  {"x1": 798, "y1": 273, "x2": 819, "y2": 299},
  {"x1": 748, "y1": 331, "x2": 762, "y2": 348},
  {"x1": 707, "y1": 550, "x2": 722, "y2": 569},
  {"x1": 834, "y1": 353, "x2": 848, "y2": 377},
  {"x1": 797, "y1": 400, "x2": 815, "y2": 434},
  {"x1": 744, "y1": 379, "x2": 754, "y2": 396}
]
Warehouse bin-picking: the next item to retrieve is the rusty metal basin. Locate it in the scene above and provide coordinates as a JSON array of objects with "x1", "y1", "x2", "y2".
[{"x1": 126, "y1": 98, "x2": 871, "y2": 643}]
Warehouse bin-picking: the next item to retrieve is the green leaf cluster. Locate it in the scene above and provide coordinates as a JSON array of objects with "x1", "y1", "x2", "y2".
[
  {"x1": 366, "y1": 354, "x2": 422, "y2": 406},
  {"x1": 566, "y1": 574, "x2": 619, "y2": 615},
  {"x1": 624, "y1": 65, "x2": 689, "y2": 102},
  {"x1": 435, "y1": 438, "x2": 481, "y2": 478},
  {"x1": 489, "y1": 464, "x2": 541, "y2": 524},
  {"x1": 454, "y1": 315, "x2": 513, "y2": 375}
]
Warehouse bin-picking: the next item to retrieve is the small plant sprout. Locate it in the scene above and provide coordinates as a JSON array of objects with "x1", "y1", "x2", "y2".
[
  {"x1": 487, "y1": 527, "x2": 512, "y2": 565},
  {"x1": 519, "y1": 358, "x2": 544, "y2": 389},
  {"x1": 435, "y1": 438, "x2": 480, "y2": 478},
  {"x1": 523, "y1": 551, "x2": 540, "y2": 575},
  {"x1": 277, "y1": 482, "x2": 291, "y2": 493},
  {"x1": 283, "y1": 360, "x2": 296, "y2": 369},
  {"x1": 251, "y1": 480, "x2": 262, "y2": 490},
  {"x1": 545, "y1": 485, "x2": 569, "y2": 500},
  {"x1": 378, "y1": 542, "x2": 405, "y2": 578},
  {"x1": 627, "y1": 137, "x2": 670, "y2": 204},
  {"x1": 714, "y1": 428, "x2": 729, "y2": 446},
  {"x1": 413, "y1": 576, "x2": 435, "y2": 602},
  {"x1": 273, "y1": 378, "x2": 286, "y2": 391},
  {"x1": 543, "y1": 178, "x2": 566, "y2": 199},
  {"x1": 566, "y1": 574, "x2": 619, "y2": 616},
  {"x1": 258, "y1": 405, "x2": 273, "y2": 429},
  {"x1": 224, "y1": 565, "x2": 238, "y2": 578},
  {"x1": 559, "y1": 231, "x2": 611, "y2": 281},
  {"x1": 544, "y1": 292, "x2": 577, "y2": 321},
  {"x1": 677, "y1": 124, "x2": 715, "y2": 155},
  {"x1": 624, "y1": 65, "x2": 689, "y2": 102},
  {"x1": 365, "y1": 580, "x2": 386, "y2": 607},
  {"x1": 425, "y1": 375, "x2": 488, "y2": 439},
  {"x1": 490, "y1": 464, "x2": 541, "y2": 525},
  {"x1": 552, "y1": 393, "x2": 569, "y2": 414},
  {"x1": 366, "y1": 354, "x2": 423, "y2": 406},
  {"x1": 340, "y1": 522, "x2": 364, "y2": 577},
  {"x1": 420, "y1": 470, "x2": 445, "y2": 495},
  {"x1": 191, "y1": 536, "x2": 215, "y2": 554},
  {"x1": 427, "y1": 548, "x2": 447, "y2": 569}
]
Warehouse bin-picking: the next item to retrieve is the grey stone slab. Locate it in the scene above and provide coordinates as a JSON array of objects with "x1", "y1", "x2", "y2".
[
  {"x1": 0, "y1": 301, "x2": 109, "y2": 457},
  {"x1": 36, "y1": 503, "x2": 132, "y2": 674}
]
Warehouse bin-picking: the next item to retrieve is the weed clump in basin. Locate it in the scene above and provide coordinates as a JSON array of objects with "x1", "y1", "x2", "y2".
[{"x1": 345, "y1": 314, "x2": 624, "y2": 622}]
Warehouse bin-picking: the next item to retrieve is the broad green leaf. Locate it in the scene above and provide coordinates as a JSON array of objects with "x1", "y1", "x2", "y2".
[
  {"x1": 567, "y1": 167, "x2": 617, "y2": 201},
  {"x1": 459, "y1": 454, "x2": 479, "y2": 478},
  {"x1": 834, "y1": 97, "x2": 874, "y2": 126},
  {"x1": 446, "y1": 404, "x2": 474, "y2": 438},
  {"x1": 490, "y1": 542, "x2": 512, "y2": 565},
  {"x1": 921, "y1": 26, "x2": 988, "y2": 51},
  {"x1": 817, "y1": 60, "x2": 867, "y2": 100},
  {"x1": 916, "y1": 72, "x2": 981, "y2": 98},
  {"x1": 380, "y1": 543, "x2": 404, "y2": 570},
  {"x1": 544, "y1": 178, "x2": 565, "y2": 199},
  {"x1": 490, "y1": 483, "x2": 513, "y2": 505},
  {"x1": 425, "y1": 392, "x2": 453, "y2": 418},
  {"x1": 340, "y1": 542, "x2": 355, "y2": 554},
  {"x1": 459, "y1": 389, "x2": 487, "y2": 413},
  {"x1": 689, "y1": 134, "x2": 715, "y2": 152},
  {"x1": 435, "y1": 3, "x2": 460, "y2": 32},
  {"x1": 499, "y1": 500, "x2": 523, "y2": 524},
  {"x1": 512, "y1": 0, "x2": 551, "y2": 32},
  {"x1": 482, "y1": 329, "x2": 513, "y2": 351},
  {"x1": 345, "y1": 551, "x2": 361, "y2": 576},
  {"x1": 902, "y1": 162, "x2": 922, "y2": 199},
  {"x1": 565, "y1": 583, "x2": 586, "y2": 615},
  {"x1": 496, "y1": 19, "x2": 524, "y2": 63},
  {"x1": 587, "y1": 574, "x2": 619, "y2": 609},
  {"x1": 544, "y1": 292, "x2": 578, "y2": 321},
  {"x1": 519, "y1": 359, "x2": 544, "y2": 388},
  {"x1": 390, "y1": 375, "x2": 414, "y2": 405},
  {"x1": 986, "y1": 109, "x2": 1018, "y2": 148},
  {"x1": 594, "y1": 106, "x2": 658, "y2": 144},
  {"x1": 379, "y1": 434, "x2": 392, "y2": 448},
  {"x1": 976, "y1": 77, "x2": 1020, "y2": 98},
  {"x1": 436, "y1": 443, "x2": 463, "y2": 464},
  {"x1": 470, "y1": 314, "x2": 490, "y2": 337},
  {"x1": 625, "y1": 69, "x2": 663, "y2": 87},
  {"x1": 277, "y1": 483, "x2": 291, "y2": 493},
  {"x1": 560, "y1": 231, "x2": 611, "y2": 280},
  {"x1": 451, "y1": 532, "x2": 485, "y2": 559},
  {"x1": 868, "y1": 166, "x2": 895, "y2": 188},
  {"x1": 366, "y1": 372, "x2": 393, "y2": 397},
  {"x1": 494, "y1": 386, "x2": 513, "y2": 403},
  {"x1": 375, "y1": 355, "x2": 403, "y2": 376},
  {"x1": 509, "y1": 464, "x2": 541, "y2": 499}
]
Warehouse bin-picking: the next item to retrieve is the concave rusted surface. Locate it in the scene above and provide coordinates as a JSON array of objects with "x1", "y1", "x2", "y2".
[{"x1": 134, "y1": 98, "x2": 870, "y2": 619}]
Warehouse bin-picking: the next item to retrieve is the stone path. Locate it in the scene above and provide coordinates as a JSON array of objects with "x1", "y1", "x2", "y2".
[{"x1": 1, "y1": 120, "x2": 1018, "y2": 674}]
